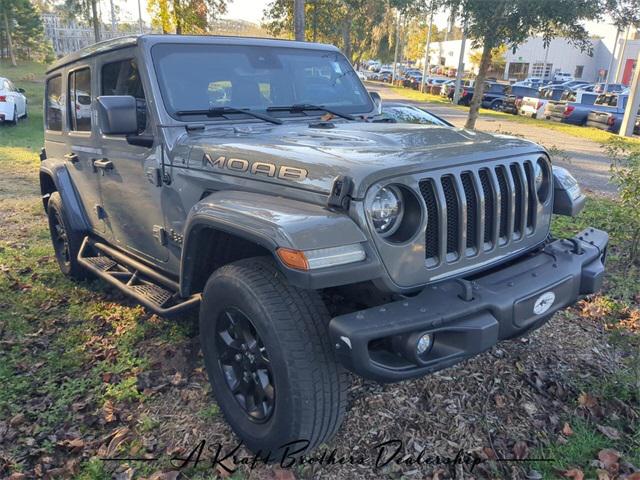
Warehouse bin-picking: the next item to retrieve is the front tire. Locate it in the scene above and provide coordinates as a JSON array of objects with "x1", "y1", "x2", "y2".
[
  {"x1": 199, "y1": 257, "x2": 349, "y2": 457},
  {"x1": 47, "y1": 192, "x2": 86, "y2": 280}
]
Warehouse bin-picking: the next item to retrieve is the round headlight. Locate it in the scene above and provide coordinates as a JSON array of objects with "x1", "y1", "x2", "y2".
[{"x1": 371, "y1": 186, "x2": 404, "y2": 236}]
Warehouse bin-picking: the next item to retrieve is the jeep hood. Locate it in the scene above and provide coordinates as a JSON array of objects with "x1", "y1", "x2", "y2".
[{"x1": 182, "y1": 121, "x2": 545, "y2": 198}]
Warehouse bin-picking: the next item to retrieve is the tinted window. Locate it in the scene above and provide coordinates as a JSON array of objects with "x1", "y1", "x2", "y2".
[
  {"x1": 69, "y1": 68, "x2": 92, "y2": 132},
  {"x1": 46, "y1": 75, "x2": 63, "y2": 131},
  {"x1": 151, "y1": 44, "x2": 373, "y2": 120},
  {"x1": 102, "y1": 59, "x2": 147, "y2": 132}
]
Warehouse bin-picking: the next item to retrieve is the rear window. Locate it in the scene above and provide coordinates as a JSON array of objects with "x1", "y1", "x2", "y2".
[
  {"x1": 46, "y1": 75, "x2": 63, "y2": 131},
  {"x1": 595, "y1": 94, "x2": 618, "y2": 107},
  {"x1": 68, "y1": 68, "x2": 92, "y2": 132}
]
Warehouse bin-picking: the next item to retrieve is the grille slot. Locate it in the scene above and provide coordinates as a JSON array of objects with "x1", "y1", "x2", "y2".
[
  {"x1": 479, "y1": 169, "x2": 494, "y2": 245},
  {"x1": 418, "y1": 159, "x2": 539, "y2": 267},
  {"x1": 495, "y1": 167, "x2": 509, "y2": 239},
  {"x1": 441, "y1": 176, "x2": 459, "y2": 255},
  {"x1": 510, "y1": 164, "x2": 523, "y2": 238},
  {"x1": 461, "y1": 172, "x2": 477, "y2": 249},
  {"x1": 419, "y1": 179, "x2": 439, "y2": 260}
]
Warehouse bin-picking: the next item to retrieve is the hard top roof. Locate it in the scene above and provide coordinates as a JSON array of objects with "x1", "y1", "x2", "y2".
[{"x1": 46, "y1": 34, "x2": 340, "y2": 74}]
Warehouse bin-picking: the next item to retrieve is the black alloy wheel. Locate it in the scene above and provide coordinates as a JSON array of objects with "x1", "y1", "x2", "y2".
[{"x1": 215, "y1": 307, "x2": 275, "y2": 422}]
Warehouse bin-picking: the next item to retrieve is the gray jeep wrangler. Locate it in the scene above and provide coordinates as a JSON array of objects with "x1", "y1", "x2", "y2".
[{"x1": 40, "y1": 34, "x2": 608, "y2": 455}]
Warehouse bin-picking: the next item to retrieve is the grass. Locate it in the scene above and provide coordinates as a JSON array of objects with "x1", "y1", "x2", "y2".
[
  {"x1": 380, "y1": 80, "x2": 640, "y2": 148},
  {"x1": 0, "y1": 60, "x2": 194, "y2": 477}
]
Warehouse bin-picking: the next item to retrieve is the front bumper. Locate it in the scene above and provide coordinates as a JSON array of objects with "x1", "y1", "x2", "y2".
[{"x1": 329, "y1": 228, "x2": 608, "y2": 383}]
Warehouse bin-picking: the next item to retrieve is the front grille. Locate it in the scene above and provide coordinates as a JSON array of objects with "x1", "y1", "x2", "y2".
[{"x1": 418, "y1": 159, "x2": 539, "y2": 266}]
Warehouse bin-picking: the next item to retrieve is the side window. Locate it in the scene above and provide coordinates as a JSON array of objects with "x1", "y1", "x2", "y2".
[
  {"x1": 69, "y1": 68, "x2": 92, "y2": 132},
  {"x1": 102, "y1": 59, "x2": 147, "y2": 133},
  {"x1": 46, "y1": 75, "x2": 63, "y2": 131}
]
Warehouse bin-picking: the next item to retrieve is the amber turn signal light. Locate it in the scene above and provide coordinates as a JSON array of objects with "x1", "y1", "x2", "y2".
[{"x1": 276, "y1": 248, "x2": 309, "y2": 271}]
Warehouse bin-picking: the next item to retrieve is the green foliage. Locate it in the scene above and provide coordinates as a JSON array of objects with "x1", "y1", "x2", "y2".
[
  {"x1": 0, "y1": 0, "x2": 54, "y2": 63},
  {"x1": 147, "y1": 0, "x2": 228, "y2": 34},
  {"x1": 604, "y1": 138, "x2": 640, "y2": 263}
]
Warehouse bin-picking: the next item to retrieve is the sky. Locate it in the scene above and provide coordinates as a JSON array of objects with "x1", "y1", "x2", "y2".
[{"x1": 115, "y1": 0, "x2": 619, "y2": 49}]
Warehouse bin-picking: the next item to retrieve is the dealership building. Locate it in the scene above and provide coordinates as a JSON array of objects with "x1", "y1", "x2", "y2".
[{"x1": 423, "y1": 31, "x2": 639, "y2": 84}]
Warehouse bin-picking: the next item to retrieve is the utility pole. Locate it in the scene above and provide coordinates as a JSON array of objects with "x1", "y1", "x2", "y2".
[
  {"x1": 110, "y1": 0, "x2": 117, "y2": 35},
  {"x1": 619, "y1": 48, "x2": 640, "y2": 137},
  {"x1": 137, "y1": 0, "x2": 144, "y2": 33},
  {"x1": 614, "y1": 26, "x2": 630, "y2": 84},
  {"x1": 294, "y1": 0, "x2": 305, "y2": 42},
  {"x1": 542, "y1": 42, "x2": 550, "y2": 81},
  {"x1": 604, "y1": 28, "x2": 621, "y2": 92},
  {"x1": 453, "y1": 21, "x2": 467, "y2": 105},
  {"x1": 391, "y1": 11, "x2": 401, "y2": 84},
  {"x1": 420, "y1": 6, "x2": 434, "y2": 93}
]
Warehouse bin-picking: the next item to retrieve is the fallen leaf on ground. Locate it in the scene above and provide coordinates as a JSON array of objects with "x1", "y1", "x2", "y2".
[
  {"x1": 564, "y1": 468, "x2": 584, "y2": 480},
  {"x1": 513, "y1": 441, "x2": 529, "y2": 460},
  {"x1": 562, "y1": 422, "x2": 574, "y2": 436},
  {"x1": 596, "y1": 425, "x2": 621, "y2": 440},
  {"x1": 273, "y1": 467, "x2": 296, "y2": 480},
  {"x1": 596, "y1": 469, "x2": 611, "y2": 480},
  {"x1": 104, "y1": 427, "x2": 131, "y2": 458},
  {"x1": 598, "y1": 449, "x2": 620, "y2": 468},
  {"x1": 578, "y1": 392, "x2": 598, "y2": 408}
]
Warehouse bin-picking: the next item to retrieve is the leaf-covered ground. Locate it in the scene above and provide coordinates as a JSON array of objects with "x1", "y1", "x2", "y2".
[{"x1": 0, "y1": 62, "x2": 638, "y2": 480}]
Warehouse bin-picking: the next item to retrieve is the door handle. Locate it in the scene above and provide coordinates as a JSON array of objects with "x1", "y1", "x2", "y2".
[
  {"x1": 92, "y1": 158, "x2": 113, "y2": 175},
  {"x1": 64, "y1": 153, "x2": 79, "y2": 163}
]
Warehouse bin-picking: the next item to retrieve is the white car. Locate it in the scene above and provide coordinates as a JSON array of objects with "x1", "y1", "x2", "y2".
[
  {"x1": 0, "y1": 77, "x2": 28, "y2": 125},
  {"x1": 553, "y1": 72, "x2": 574, "y2": 82}
]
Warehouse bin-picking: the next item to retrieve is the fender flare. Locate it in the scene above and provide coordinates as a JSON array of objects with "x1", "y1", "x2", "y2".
[
  {"x1": 179, "y1": 190, "x2": 376, "y2": 295},
  {"x1": 40, "y1": 160, "x2": 90, "y2": 233}
]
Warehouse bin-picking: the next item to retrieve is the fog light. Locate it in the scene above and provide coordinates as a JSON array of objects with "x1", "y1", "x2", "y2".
[{"x1": 416, "y1": 333, "x2": 433, "y2": 355}]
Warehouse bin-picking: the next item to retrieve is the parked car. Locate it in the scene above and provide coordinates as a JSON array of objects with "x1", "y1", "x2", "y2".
[
  {"x1": 560, "y1": 92, "x2": 628, "y2": 127},
  {"x1": 377, "y1": 102, "x2": 453, "y2": 126},
  {"x1": 546, "y1": 88, "x2": 599, "y2": 123},
  {"x1": 480, "y1": 82, "x2": 509, "y2": 110},
  {"x1": 456, "y1": 82, "x2": 507, "y2": 107},
  {"x1": 586, "y1": 103, "x2": 638, "y2": 134},
  {"x1": 356, "y1": 71, "x2": 367, "y2": 82},
  {"x1": 444, "y1": 79, "x2": 474, "y2": 100},
  {"x1": 553, "y1": 72, "x2": 574, "y2": 82},
  {"x1": 40, "y1": 34, "x2": 606, "y2": 458},
  {"x1": 519, "y1": 85, "x2": 565, "y2": 118},
  {"x1": 502, "y1": 85, "x2": 540, "y2": 114},
  {"x1": 0, "y1": 77, "x2": 28, "y2": 125}
]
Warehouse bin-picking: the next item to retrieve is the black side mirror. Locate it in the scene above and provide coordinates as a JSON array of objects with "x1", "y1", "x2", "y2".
[
  {"x1": 369, "y1": 91, "x2": 382, "y2": 115},
  {"x1": 17, "y1": 88, "x2": 25, "y2": 93},
  {"x1": 97, "y1": 96, "x2": 139, "y2": 135}
]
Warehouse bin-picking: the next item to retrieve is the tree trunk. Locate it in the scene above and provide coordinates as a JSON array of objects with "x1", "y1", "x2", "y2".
[
  {"x1": 90, "y1": 0, "x2": 101, "y2": 42},
  {"x1": 294, "y1": 0, "x2": 304, "y2": 41},
  {"x1": 341, "y1": 17, "x2": 351, "y2": 61},
  {"x1": 173, "y1": 0, "x2": 182, "y2": 34},
  {"x1": 3, "y1": 12, "x2": 16, "y2": 66},
  {"x1": 464, "y1": 39, "x2": 493, "y2": 130},
  {"x1": 311, "y1": 0, "x2": 317, "y2": 42}
]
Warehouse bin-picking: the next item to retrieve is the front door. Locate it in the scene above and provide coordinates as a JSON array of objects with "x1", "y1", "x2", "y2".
[{"x1": 95, "y1": 52, "x2": 169, "y2": 263}]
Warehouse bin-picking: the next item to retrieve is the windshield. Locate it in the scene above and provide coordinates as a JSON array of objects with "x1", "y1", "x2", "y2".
[{"x1": 151, "y1": 43, "x2": 373, "y2": 121}]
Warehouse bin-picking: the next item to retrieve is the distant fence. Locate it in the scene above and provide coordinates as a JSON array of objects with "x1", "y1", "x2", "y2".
[{"x1": 42, "y1": 13, "x2": 154, "y2": 57}]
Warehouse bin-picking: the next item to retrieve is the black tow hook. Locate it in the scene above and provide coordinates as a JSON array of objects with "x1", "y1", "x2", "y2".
[{"x1": 455, "y1": 278, "x2": 475, "y2": 302}]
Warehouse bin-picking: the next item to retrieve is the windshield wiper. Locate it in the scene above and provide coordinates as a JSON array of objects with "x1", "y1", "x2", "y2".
[
  {"x1": 267, "y1": 104, "x2": 356, "y2": 121},
  {"x1": 175, "y1": 106, "x2": 282, "y2": 125}
]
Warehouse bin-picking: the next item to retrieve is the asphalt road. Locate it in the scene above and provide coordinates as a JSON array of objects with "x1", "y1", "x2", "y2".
[{"x1": 367, "y1": 82, "x2": 617, "y2": 196}]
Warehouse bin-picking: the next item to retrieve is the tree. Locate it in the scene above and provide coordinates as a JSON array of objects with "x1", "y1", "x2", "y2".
[
  {"x1": 468, "y1": 44, "x2": 506, "y2": 76},
  {"x1": 440, "y1": 0, "x2": 601, "y2": 129},
  {"x1": 62, "y1": 0, "x2": 101, "y2": 42},
  {"x1": 147, "y1": 0, "x2": 227, "y2": 34},
  {"x1": 0, "y1": 0, "x2": 53, "y2": 65},
  {"x1": 263, "y1": 0, "x2": 388, "y2": 63}
]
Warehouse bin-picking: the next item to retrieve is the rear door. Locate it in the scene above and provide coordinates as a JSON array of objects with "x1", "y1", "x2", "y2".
[
  {"x1": 95, "y1": 50, "x2": 169, "y2": 264},
  {"x1": 56, "y1": 66, "x2": 105, "y2": 234}
]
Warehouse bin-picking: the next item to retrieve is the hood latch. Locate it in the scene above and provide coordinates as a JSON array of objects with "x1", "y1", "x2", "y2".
[{"x1": 327, "y1": 175, "x2": 354, "y2": 211}]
